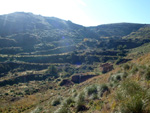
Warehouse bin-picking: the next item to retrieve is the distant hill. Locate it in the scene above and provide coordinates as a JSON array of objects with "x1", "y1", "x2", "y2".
[
  {"x1": 89, "y1": 23, "x2": 145, "y2": 38},
  {"x1": 0, "y1": 12, "x2": 146, "y2": 37},
  {"x1": 123, "y1": 25, "x2": 150, "y2": 39},
  {"x1": 0, "y1": 12, "x2": 85, "y2": 36},
  {"x1": 0, "y1": 12, "x2": 149, "y2": 63}
]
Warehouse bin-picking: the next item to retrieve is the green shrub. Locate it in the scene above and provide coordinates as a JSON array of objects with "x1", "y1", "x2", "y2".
[
  {"x1": 115, "y1": 80, "x2": 150, "y2": 113},
  {"x1": 84, "y1": 84, "x2": 109, "y2": 99},
  {"x1": 4, "y1": 93, "x2": 9, "y2": 95},
  {"x1": 51, "y1": 97, "x2": 62, "y2": 106},
  {"x1": 64, "y1": 97, "x2": 75, "y2": 106},
  {"x1": 122, "y1": 72, "x2": 128, "y2": 78},
  {"x1": 145, "y1": 69, "x2": 150, "y2": 80},
  {"x1": 55, "y1": 97, "x2": 74, "y2": 113},
  {"x1": 121, "y1": 80, "x2": 143, "y2": 96},
  {"x1": 123, "y1": 63, "x2": 130, "y2": 70},
  {"x1": 76, "y1": 92, "x2": 85, "y2": 103},
  {"x1": 97, "y1": 84, "x2": 109, "y2": 97},
  {"x1": 54, "y1": 106, "x2": 70, "y2": 113},
  {"x1": 72, "y1": 92, "x2": 78, "y2": 98},
  {"x1": 108, "y1": 73, "x2": 127, "y2": 87},
  {"x1": 75, "y1": 101, "x2": 87, "y2": 113},
  {"x1": 116, "y1": 74, "x2": 121, "y2": 81},
  {"x1": 131, "y1": 66, "x2": 138, "y2": 74},
  {"x1": 45, "y1": 65, "x2": 58, "y2": 76},
  {"x1": 85, "y1": 85, "x2": 97, "y2": 97},
  {"x1": 120, "y1": 95, "x2": 144, "y2": 113},
  {"x1": 32, "y1": 107, "x2": 43, "y2": 113},
  {"x1": 89, "y1": 93, "x2": 98, "y2": 100}
]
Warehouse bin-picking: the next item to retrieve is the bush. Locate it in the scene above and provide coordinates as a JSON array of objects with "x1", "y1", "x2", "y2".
[
  {"x1": 89, "y1": 93, "x2": 98, "y2": 100},
  {"x1": 75, "y1": 101, "x2": 87, "y2": 113},
  {"x1": 123, "y1": 63, "x2": 130, "y2": 70},
  {"x1": 85, "y1": 85, "x2": 97, "y2": 97},
  {"x1": 122, "y1": 72, "x2": 128, "y2": 78},
  {"x1": 97, "y1": 84, "x2": 109, "y2": 97},
  {"x1": 116, "y1": 74, "x2": 121, "y2": 81},
  {"x1": 51, "y1": 97, "x2": 62, "y2": 106},
  {"x1": 145, "y1": 69, "x2": 150, "y2": 80},
  {"x1": 55, "y1": 97, "x2": 75, "y2": 113},
  {"x1": 131, "y1": 66, "x2": 138, "y2": 74},
  {"x1": 72, "y1": 92, "x2": 78, "y2": 98},
  {"x1": 76, "y1": 92, "x2": 85, "y2": 103},
  {"x1": 108, "y1": 73, "x2": 127, "y2": 87},
  {"x1": 115, "y1": 80, "x2": 150, "y2": 113},
  {"x1": 84, "y1": 84, "x2": 109, "y2": 99},
  {"x1": 45, "y1": 65, "x2": 58, "y2": 76},
  {"x1": 54, "y1": 106, "x2": 70, "y2": 113},
  {"x1": 64, "y1": 97, "x2": 75, "y2": 106},
  {"x1": 32, "y1": 107, "x2": 43, "y2": 113}
]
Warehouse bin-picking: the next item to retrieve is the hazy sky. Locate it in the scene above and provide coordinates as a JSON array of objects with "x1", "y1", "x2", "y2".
[{"x1": 0, "y1": 0, "x2": 150, "y2": 26}]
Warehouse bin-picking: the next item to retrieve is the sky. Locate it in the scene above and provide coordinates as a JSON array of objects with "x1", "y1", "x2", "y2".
[{"x1": 0, "y1": 0, "x2": 150, "y2": 26}]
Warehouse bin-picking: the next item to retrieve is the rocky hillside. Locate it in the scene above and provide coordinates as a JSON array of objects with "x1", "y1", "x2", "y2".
[
  {"x1": 0, "y1": 12, "x2": 150, "y2": 113},
  {"x1": 0, "y1": 12, "x2": 149, "y2": 64}
]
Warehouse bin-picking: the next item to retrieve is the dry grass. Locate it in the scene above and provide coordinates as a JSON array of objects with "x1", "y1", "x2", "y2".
[{"x1": 1, "y1": 54, "x2": 150, "y2": 113}]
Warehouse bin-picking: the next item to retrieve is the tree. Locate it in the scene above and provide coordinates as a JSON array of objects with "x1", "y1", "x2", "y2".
[
  {"x1": 117, "y1": 45, "x2": 126, "y2": 56},
  {"x1": 45, "y1": 65, "x2": 58, "y2": 76}
]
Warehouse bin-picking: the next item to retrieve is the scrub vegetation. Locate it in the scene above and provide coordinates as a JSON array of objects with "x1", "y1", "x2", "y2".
[{"x1": 0, "y1": 12, "x2": 150, "y2": 112}]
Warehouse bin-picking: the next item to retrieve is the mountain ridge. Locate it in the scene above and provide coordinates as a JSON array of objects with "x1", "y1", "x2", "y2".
[
  {"x1": 0, "y1": 12, "x2": 147, "y2": 36},
  {"x1": 0, "y1": 12, "x2": 150, "y2": 63},
  {"x1": 1, "y1": 12, "x2": 150, "y2": 113}
]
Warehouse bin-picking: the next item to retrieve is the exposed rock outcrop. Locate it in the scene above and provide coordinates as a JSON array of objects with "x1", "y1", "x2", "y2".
[
  {"x1": 71, "y1": 74, "x2": 96, "y2": 83},
  {"x1": 59, "y1": 79, "x2": 74, "y2": 86},
  {"x1": 100, "y1": 63, "x2": 113, "y2": 73}
]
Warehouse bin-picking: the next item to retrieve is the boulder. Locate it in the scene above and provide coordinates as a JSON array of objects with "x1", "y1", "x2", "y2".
[
  {"x1": 100, "y1": 63, "x2": 113, "y2": 73},
  {"x1": 71, "y1": 74, "x2": 96, "y2": 83},
  {"x1": 59, "y1": 79, "x2": 73, "y2": 86}
]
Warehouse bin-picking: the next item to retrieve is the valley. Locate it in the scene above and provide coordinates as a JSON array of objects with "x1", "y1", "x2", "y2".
[{"x1": 0, "y1": 12, "x2": 150, "y2": 113}]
